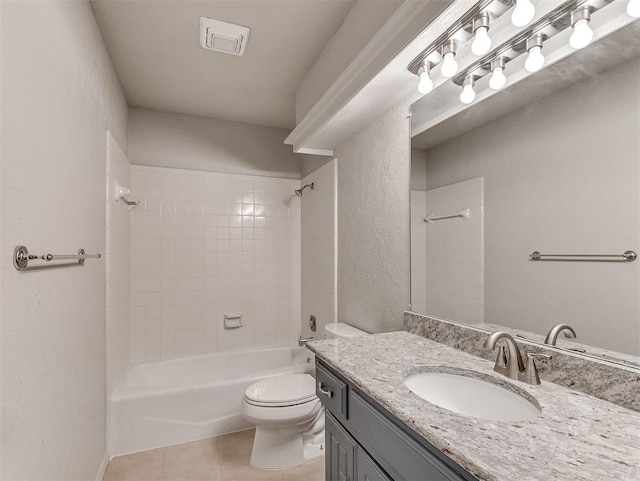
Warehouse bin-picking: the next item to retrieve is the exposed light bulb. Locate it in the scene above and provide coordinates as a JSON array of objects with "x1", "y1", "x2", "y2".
[
  {"x1": 460, "y1": 77, "x2": 476, "y2": 105},
  {"x1": 525, "y1": 45, "x2": 545, "y2": 72},
  {"x1": 628, "y1": 0, "x2": 640, "y2": 17},
  {"x1": 489, "y1": 67, "x2": 507, "y2": 90},
  {"x1": 472, "y1": 26, "x2": 492, "y2": 56},
  {"x1": 570, "y1": 18, "x2": 594, "y2": 49},
  {"x1": 418, "y1": 70, "x2": 433, "y2": 95},
  {"x1": 512, "y1": 0, "x2": 535, "y2": 28},
  {"x1": 441, "y1": 52, "x2": 459, "y2": 78}
]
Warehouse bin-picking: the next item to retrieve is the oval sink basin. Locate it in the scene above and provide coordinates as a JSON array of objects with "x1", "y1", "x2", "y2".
[{"x1": 404, "y1": 370, "x2": 541, "y2": 422}]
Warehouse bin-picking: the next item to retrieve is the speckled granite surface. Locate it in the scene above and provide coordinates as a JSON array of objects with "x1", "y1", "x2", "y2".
[
  {"x1": 404, "y1": 312, "x2": 640, "y2": 412},
  {"x1": 308, "y1": 332, "x2": 640, "y2": 481}
]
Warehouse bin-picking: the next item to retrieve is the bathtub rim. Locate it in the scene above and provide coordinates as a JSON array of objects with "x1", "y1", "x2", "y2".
[{"x1": 112, "y1": 345, "x2": 312, "y2": 401}]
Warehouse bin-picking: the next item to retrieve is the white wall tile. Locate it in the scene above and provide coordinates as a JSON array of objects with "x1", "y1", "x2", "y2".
[{"x1": 130, "y1": 165, "x2": 301, "y2": 360}]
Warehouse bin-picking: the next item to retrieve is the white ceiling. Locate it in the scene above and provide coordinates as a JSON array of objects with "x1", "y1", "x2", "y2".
[{"x1": 91, "y1": 0, "x2": 357, "y2": 129}]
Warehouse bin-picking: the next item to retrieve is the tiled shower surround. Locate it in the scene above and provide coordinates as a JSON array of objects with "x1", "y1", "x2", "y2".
[{"x1": 129, "y1": 166, "x2": 301, "y2": 361}]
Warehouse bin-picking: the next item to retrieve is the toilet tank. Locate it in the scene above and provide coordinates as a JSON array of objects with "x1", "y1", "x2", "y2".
[{"x1": 324, "y1": 323, "x2": 368, "y2": 339}]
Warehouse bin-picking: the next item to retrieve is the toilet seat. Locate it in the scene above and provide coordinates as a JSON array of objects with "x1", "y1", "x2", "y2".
[{"x1": 244, "y1": 374, "x2": 316, "y2": 407}]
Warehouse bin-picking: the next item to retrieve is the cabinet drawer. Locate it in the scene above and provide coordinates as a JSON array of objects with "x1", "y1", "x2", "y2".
[
  {"x1": 349, "y1": 391, "x2": 471, "y2": 481},
  {"x1": 316, "y1": 362, "x2": 348, "y2": 419}
]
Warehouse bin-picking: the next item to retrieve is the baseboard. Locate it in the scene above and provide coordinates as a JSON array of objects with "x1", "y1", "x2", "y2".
[{"x1": 94, "y1": 453, "x2": 110, "y2": 481}]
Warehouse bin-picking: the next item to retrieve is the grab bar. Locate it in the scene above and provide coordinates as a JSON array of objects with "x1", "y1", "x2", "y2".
[
  {"x1": 529, "y1": 251, "x2": 637, "y2": 262},
  {"x1": 13, "y1": 245, "x2": 101, "y2": 271}
]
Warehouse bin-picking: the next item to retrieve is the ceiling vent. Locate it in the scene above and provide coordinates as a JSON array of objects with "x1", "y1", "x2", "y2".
[{"x1": 199, "y1": 17, "x2": 250, "y2": 56}]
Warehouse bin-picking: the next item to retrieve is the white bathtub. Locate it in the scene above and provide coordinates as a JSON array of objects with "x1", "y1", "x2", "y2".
[{"x1": 111, "y1": 346, "x2": 312, "y2": 455}]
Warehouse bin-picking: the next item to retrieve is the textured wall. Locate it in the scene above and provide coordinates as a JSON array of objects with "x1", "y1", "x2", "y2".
[
  {"x1": 336, "y1": 103, "x2": 411, "y2": 333},
  {"x1": 129, "y1": 108, "x2": 302, "y2": 179},
  {"x1": 0, "y1": 1, "x2": 128, "y2": 479},
  {"x1": 423, "y1": 59, "x2": 640, "y2": 355}
]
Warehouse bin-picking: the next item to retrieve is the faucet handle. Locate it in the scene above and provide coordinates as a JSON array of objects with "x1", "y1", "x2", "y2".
[{"x1": 523, "y1": 353, "x2": 552, "y2": 385}]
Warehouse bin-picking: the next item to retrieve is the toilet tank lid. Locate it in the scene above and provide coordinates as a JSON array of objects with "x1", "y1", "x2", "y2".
[
  {"x1": 244, "y1": 373, "x2": 316, "y2": 404},
  {"x1": 325, "y1": 323, "x2": 367, "y2": 338}
]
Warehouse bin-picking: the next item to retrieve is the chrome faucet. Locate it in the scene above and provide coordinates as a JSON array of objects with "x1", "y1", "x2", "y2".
[
  {"x1": 484, "y1": 331, "x2": 551, "y2": 385},
  {"x1": 544, "y1": 323, "x2": 576, "y2": 346}
]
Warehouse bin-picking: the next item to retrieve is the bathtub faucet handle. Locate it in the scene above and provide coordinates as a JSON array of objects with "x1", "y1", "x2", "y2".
[{"x1": 298, "y1": 336, "x2": 314, "y2": 347}]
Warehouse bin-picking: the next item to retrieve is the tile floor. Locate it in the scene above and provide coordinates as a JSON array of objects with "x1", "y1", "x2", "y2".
[{"x1": 103, "y1": 429, "x2": 325, "y2": 481}]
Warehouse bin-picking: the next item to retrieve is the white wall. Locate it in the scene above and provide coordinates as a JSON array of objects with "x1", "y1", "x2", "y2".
[
  {"x1": 410, "y1": 148, "x2": 427, "y2": 191},
  {"x1": 129, "y1": 166, "x2": 301, "y2": 361},
  {"x1": 424, "y1": 178, "x2": 484, "y2": 324},
  {"x1": 301, "y1": 153, "x2": 334, "y2": 177},
  {"x1": 423, "y1": 59, "x2": 640, "y2": 355},
  {"x1": 295, "y1": 0, "x2": 402, "y2": 123},
  {"x1": 335, "y1": 103, "x2": 411, "y2": 333},
  {"x1": 410, "y1": 191, "x2": 427, "y2": 314},
  {"x1": 0, "y1": 1, "x2": 128, "y2": 479},
  {"x1": 128, "y1": 108, "x2": 302, "y2": 179},
  {"x1": 105, "y1": 132, "x2": 131, "y2": 452},
  {"x1": 301, "y1": 160, "x2": 337, "y2": 340}
]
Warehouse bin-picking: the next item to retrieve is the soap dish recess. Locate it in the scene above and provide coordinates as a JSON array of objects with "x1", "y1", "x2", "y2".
[{"x1": 224, "y1": 313, "x2": 243, "y2": 329}]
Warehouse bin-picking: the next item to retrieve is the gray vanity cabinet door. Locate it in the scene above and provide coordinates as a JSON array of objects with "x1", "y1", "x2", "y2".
[
  {"x1": 356, "y1": 448, "x2": 392, "y2": 481},
  {"x1": 326, "y1": 412, "x2": 357, "y2": 481}
]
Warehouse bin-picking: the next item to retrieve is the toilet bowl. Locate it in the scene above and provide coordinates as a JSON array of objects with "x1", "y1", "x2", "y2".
[
  {"x1": 241, "y1": 324, "x2": 367, "y2": 470},
  {"x1": 241, "y1": 373, "x2": 325, "y2": 470}
]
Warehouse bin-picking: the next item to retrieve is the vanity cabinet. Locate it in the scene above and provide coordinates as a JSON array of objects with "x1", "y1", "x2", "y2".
[{"x1": 317, "y1": 360, "x2": 477, "y2": 481}]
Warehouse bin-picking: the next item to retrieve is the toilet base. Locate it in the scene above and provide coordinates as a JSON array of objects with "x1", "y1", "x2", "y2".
[{"x1": 249, "y1": 422, "x2": 325, "y2": 470}]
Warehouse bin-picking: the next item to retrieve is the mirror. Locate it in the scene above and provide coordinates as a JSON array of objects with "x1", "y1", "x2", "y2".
[{"x1": 410, "y1": 21, "x2": 640, "y2": 362}]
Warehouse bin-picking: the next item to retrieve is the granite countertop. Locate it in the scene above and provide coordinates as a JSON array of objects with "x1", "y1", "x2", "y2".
[{"x1": 307, "y1": 331, "x2": 640, "y2": 481}]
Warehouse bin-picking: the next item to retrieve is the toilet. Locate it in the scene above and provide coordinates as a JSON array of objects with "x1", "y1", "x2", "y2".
[
  {"x1": 324, "y1": 322, "x2": 368, "y2": 339},
  {"x1": 241, "y1": 322, "x2": 367, "y2": 470}
]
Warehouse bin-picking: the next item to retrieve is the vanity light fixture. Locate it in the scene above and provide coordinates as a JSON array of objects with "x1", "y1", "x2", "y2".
[
  {"x1": 511, "y1": 0, "x2": 535, "y2": 28},
  {"x1": 408, "y1": 0, "x2": 631, "y2": 116},
  {"x1": 628, "y1": 0, "x2": 640, "y2": 18},
  {"x1": 525, "y1": 34, "x2": 545, "y2": 73},
  {"x1": 471, "y1": 14, "x2": 492, "y2": 56},
  {"x1": 459, "y1": 75, "x2": 477, "y2": 104},
  {"x1": 417, "y1": 61, "x2": 434, "y2": 95},
  {"x1": 440, "y1": 40, "x2": 459, "y2": 78},
  {"x1": 489, "y1": 58, "x2": 507, "y2": 90},
  {"x1": 570, "y1": 6, "x2": 594, "y2": 49}
]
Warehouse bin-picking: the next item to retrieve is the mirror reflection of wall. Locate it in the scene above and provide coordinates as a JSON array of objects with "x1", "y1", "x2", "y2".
[{"x1": 411, "y1": 54, "x2": 640, "y2": 356}]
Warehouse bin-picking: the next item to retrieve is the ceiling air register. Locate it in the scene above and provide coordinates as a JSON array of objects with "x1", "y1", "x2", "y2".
[{"x1": 199, "y1": 17, "x2": 250, "y2": 56}]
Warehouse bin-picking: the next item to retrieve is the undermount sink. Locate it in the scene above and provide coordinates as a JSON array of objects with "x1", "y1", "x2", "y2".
[{"x1": 404, "y1": 368, "x2": 541, "y2": 422}]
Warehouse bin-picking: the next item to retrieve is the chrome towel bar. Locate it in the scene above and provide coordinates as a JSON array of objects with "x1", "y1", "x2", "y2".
[
  {"x1": 13, "y1": 245, "x2": 102, "y2": 271},
  {"x1": 529, "y1": 251, "x2": 637, "y2": 262},
  {"x1": 424, "y1": 207, "x2": 470, "y2": 224}
]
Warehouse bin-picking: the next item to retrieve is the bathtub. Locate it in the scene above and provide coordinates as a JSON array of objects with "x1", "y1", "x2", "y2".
[{"x1": 110, "y1": 346, "x2": 312, "y2": 455}]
